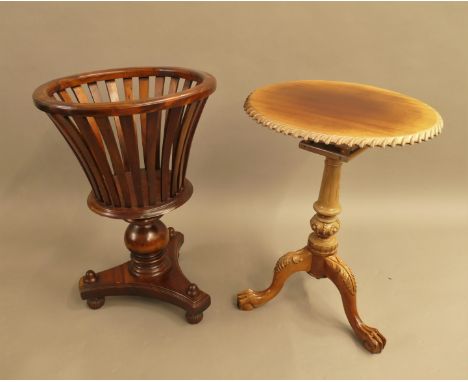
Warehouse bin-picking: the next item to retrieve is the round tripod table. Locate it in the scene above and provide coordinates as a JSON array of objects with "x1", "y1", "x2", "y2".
[
  {"x1": 236, "y1": 80, "x2": 442, "y2": 353},
  {"x1": 33, "y1": 67, "x2": 216, "y2": 323}
]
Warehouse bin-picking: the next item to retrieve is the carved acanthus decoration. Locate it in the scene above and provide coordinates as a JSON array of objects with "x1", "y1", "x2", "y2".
[
  {"x1": 308, "y1": 214, "x2": 340, "y2": 257},
  {"x1": 310, "y1": 215, "x2": 340, "y2": 238},
  {"x1": 325, "y1": 255, "x2": 356, "y2": 295},
  {"x1": 274, "y1": 250, "x2": 305, "y2": 273}
]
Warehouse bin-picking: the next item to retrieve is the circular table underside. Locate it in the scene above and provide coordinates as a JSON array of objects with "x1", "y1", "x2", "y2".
[{"x1": 244, "y1": 80, "x2": 443, "y2": 148}]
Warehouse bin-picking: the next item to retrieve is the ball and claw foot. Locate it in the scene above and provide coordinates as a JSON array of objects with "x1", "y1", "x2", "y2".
[
  {"x1": 185, "y1": 311, "x2": 203, "y2": 324},
  {"x1": 86, "y1": 296, "x2": 105, "y2": 310},
  {"x1": 237, "y1": 289, "x2": 264, "y2": 310},
  {"x1": 356, "y1": 324, "x2": 386, "y2": 354}
]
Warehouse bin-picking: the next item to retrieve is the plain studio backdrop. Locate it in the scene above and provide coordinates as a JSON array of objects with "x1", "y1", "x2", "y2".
[{"x1": 0, "y1": 2, "x2": 467, "y2": 379}]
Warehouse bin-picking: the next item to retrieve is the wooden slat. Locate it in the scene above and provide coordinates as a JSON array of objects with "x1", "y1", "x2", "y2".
[
  {"x1": 145, "y1": 111, "x2": 161, "y2": 205},
  {"x1": 105, "y1": 80, "x2": 129, "y2": 171},
  {"x1": 58, "y1": 90, "x2": 73, "y2": 103},
  {"x1": 168, "y1": 77, "x2": 179, "y2": 95},
  {"x1": 73, "y1": 116, "x2": 121, "y2": 207},
  {"x1": 139, "y1": 77, "x2": 149, "y2": 156},
  {"x1": 140, "y1": 169, "x2": 149, "y2": 208},
  {"x1": 105, "y1": 80, "x2": 120, "y2": 102},
  {"x1": 171, "y1": 101, "x2": 199, "y2": 194},
  {"x1": 155, "y1": 76, "x2": 165, "y2": 98},
  {"x1": 168, "y1": 80, "x2": 194, "y2": 175},
  {"x1": 166, "y1": 79, "x2": 192, "y2": 186},
  {"x1": 160, "y1": 106, "x2": 183, "y2": 201},
  {"x1": 71, "y1": 85, "x2": 105, "y2": 149},
  {"x1": 71, "y1": 85, "x2": 88, "y2": 104},
  {"x1": 49, "y1": 114, "x2": 101, "y2": 201},
  {"x1": 139, "y1": 77, "x2": 149, "y2": 99},
  {"x1": 123, "y1": 78, "x2": 133, "y2": 101},
  {"x1": 92, "y1": 117, "x2": 126, "y2": 174},
  {"x1": 94, "y1": 116, "x2": 132, "y2": 207},
  {"x1": 169, "y1": 107, "x2": 185, "y2": 191},
  {"x1": 87, "y1": 82, "x2": 102, "y2": 103},
  {"x1": 51, "y1": 115, "x2": 110, "y2": 204},
  {"x1": 119, "y1": 115, "x2": 145, "y2": 207},
  {"x1": 180, "y1": 99, "x2": 207, "y2": 185},
  {"x1": 182, "y1": 79, "x2": 193, "y2": 91},
  {"x1": 125, "y1": 172, "x2": 138, "y2": 207},
  {"x1": 154, "y1": 76, "x2": 165, "y2": 170}
]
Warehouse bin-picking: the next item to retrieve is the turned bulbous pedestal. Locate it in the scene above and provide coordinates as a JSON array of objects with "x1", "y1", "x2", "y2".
[
  {"x1": 125, "y1": 219, "x2": 171, "y2": 278},
  {"x1": 80, "y1": 218, "x2": 210, "y2": 323}
]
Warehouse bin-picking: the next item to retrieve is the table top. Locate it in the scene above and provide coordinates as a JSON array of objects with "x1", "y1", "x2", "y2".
[{"x1": 244, "y1": 81, "x2": 443, "y2": 148}]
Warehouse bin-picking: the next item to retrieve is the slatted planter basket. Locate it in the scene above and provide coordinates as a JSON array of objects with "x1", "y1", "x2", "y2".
[{"x1": 33, "y1": 67, "x2": 216, "y2": 322}]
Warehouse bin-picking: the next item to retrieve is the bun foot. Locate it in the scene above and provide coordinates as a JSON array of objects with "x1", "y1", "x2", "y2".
[
  {"x1": 185, "y1": 311, "x2": 203, "y2": 324},
  {"x1": 79, "y1": 229, "x2": 210, "y2": 318},
  {"x1": 86, "y1": 296, "x2": 105, "y2": 310}
]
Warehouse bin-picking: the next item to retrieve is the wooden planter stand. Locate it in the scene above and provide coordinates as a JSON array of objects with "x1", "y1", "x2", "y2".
[{"x1": 33, "y1": 67, "x2": 216, "y2": 323}]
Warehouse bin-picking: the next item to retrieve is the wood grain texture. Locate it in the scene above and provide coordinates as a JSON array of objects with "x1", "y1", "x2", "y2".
[{"x1": 244, "y1": 80, "x2": 443, "y2": 148}]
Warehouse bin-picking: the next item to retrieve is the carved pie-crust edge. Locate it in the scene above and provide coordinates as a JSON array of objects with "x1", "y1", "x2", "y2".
[{"x1": 244, "y1": 94, "x2": 443, "y2": 148}]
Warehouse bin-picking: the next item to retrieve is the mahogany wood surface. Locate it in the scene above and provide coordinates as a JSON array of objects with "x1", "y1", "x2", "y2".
[
  {"x1": 33, "y1": 67, "x2": 216, "y2": 322},
  {"x1": 80, "y1": 224, "x2": 210, "y2": 323},
  {"x1": 245, "y1": 80, "x2": 443, "y2": 147}
]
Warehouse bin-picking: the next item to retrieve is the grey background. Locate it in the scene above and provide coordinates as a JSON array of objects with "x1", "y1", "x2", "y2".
[{"x1": 0, "y1": 2, "x2": 467, "y2": 379}]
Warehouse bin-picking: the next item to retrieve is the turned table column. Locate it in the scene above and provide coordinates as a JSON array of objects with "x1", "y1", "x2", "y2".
[
  {"x1": 307, "y1": 155, "x2": 386, "y2": 353},
  {"x1": 238, "y1": 148, "x2": 385, "y2": 353}
]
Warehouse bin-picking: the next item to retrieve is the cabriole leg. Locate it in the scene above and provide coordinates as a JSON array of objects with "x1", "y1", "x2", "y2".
[{"x1": 237, "y1": 248, "x2": 312, "y2": 310}]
